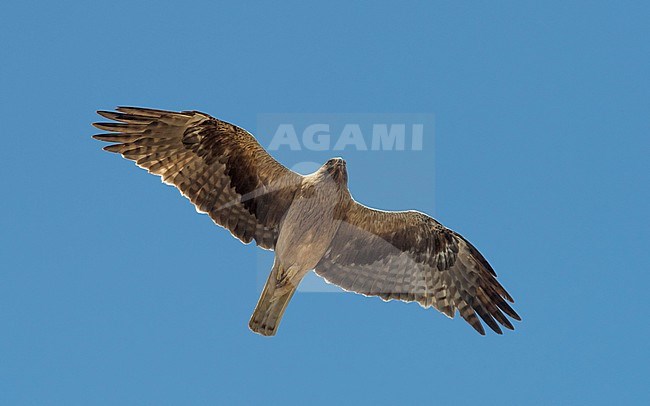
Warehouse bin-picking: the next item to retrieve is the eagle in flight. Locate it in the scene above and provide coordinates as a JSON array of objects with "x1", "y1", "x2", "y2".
[{"x1": 93, "y1": 107, "x2": 520, "y2": 336}]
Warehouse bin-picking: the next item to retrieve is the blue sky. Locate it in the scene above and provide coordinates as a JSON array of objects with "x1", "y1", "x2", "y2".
[{"x1": 1, "y1": 1, "x2": 649, "y2": 404}]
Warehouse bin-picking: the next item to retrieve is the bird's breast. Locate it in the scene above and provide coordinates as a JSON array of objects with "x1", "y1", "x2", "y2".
[{"x1": 274, "y1": 185, "x2": 343, "y2": 271}]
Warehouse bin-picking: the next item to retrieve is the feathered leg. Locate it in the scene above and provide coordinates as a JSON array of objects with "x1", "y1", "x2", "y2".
[{"x1": 249, "y1": 261, "x2": 298, "y2": 336}]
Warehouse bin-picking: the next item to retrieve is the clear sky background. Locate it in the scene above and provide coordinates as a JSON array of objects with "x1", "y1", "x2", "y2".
[{"x1": 1, "y1": 1, "x2": 649, "y2": 405}]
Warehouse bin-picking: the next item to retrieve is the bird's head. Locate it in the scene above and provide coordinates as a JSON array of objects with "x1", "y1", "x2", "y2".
[{"x1": 321, "y1": 157, "x2": 348, "y2": 185}]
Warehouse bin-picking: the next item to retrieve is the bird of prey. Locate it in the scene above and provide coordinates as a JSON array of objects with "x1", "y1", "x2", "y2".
[{"x1": 93, "y1": 107, "x2": 521, "y2": 336}]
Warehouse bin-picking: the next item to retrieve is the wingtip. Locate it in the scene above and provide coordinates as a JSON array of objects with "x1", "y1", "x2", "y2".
[
  {"x1": 92, "y1": 122, "x2": 117, "y2": 132},
  {"x1": 102, "y1": 144, "x2": 122, "y2": 153},
  {"x1": 473, "y1": 322, "x2": 486, "y2": 336},
  {"x1": 506, "y1": 302, "x2": 522, "y2": 321},
  {"x1": 96, "y1": 110, "x2": 117, "y2": 120},
  {"x1": 116, "y1": 106, "x2": 177, "y2": 116},
  {"x1": 501, "y1": 318, "x2": 515, "y2": 330}
]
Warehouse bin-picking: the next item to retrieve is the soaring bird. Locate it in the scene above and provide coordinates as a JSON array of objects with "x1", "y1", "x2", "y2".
[{"x1": 93, "y1": 107, "x2": 521, "y2": 336}]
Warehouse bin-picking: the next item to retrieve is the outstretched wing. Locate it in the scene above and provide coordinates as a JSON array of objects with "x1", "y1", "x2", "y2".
[
  {"x1": 314, "y1": 202, "x2": 520, "y2": 334},
  {"x1": 93, "y1": 107, "x2": 302, "y2": 250}
]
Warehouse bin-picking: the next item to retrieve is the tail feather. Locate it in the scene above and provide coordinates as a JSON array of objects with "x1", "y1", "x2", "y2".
[{"x1": 249, "y1": 265, "x2": 297, "y2": 336}]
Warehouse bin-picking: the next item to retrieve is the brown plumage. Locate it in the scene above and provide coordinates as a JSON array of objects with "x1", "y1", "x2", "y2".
[{"x1": 93, "y1": 107, "x2": 521, "y2": 336}]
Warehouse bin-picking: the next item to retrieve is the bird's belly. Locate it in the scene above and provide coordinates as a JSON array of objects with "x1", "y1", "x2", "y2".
[{"x1": 275, "y1": 200, "x2": 341, "y2": 271}]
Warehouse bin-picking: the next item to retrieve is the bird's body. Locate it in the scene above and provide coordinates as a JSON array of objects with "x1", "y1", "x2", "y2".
[
  {"x1": 275, "y1": 165, "x2": 348, "y2": 271},
  {"x1": 94, "y1": 107, "x2": 521, "y2": 336},
  {"x1": 250, "y1": 161, "x2": 351, "y2": 335}
]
